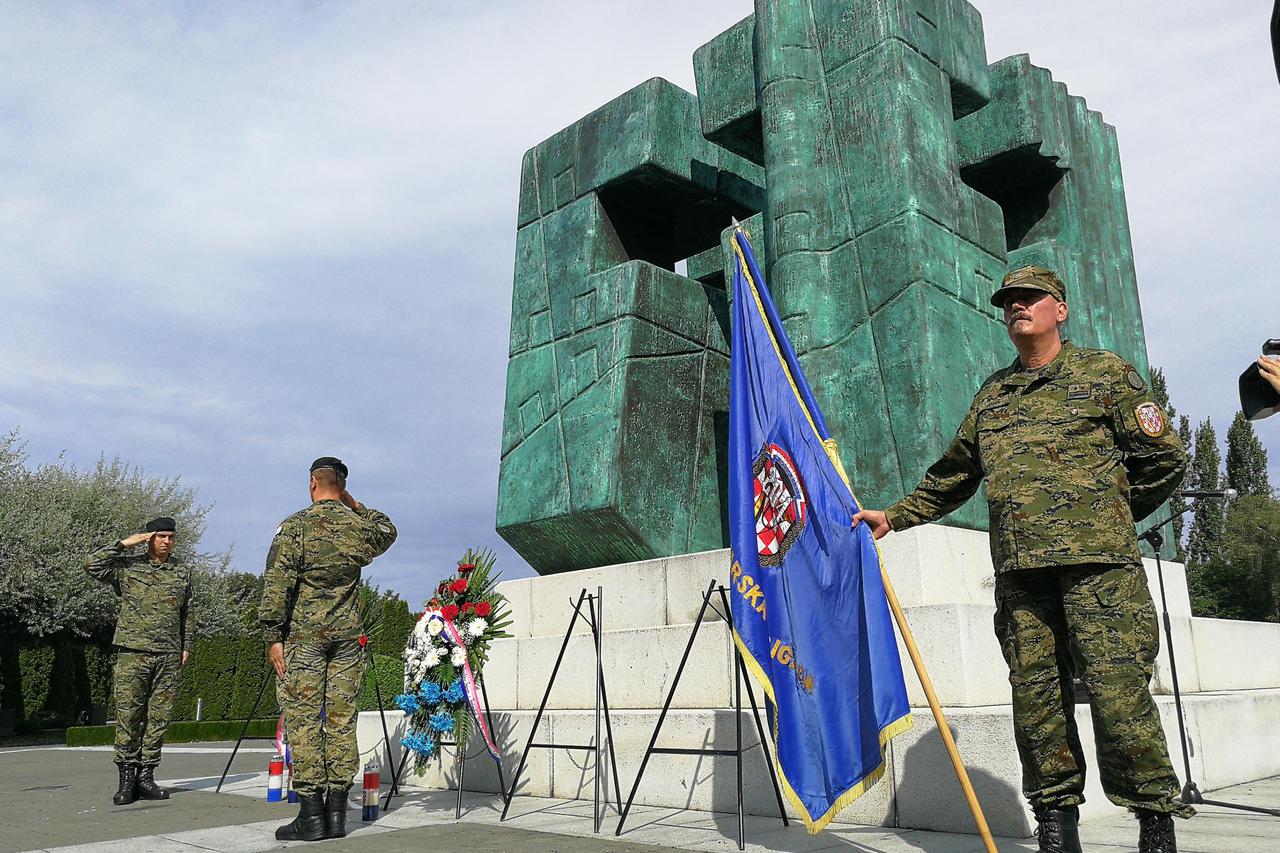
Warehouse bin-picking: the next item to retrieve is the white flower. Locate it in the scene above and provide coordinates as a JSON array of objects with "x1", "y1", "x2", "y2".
[
  {"x1": 465, "y1": 618, "x2": 487, "y2": 639},
  {"x1": 426, "y1": 619, "x2": 444, "y2": 637},
  {"x1": 424, "y1": 647, "x2": 444, "y2": 668},
  {"x1": 412, "y1": 618, "x2": 429, "y2": 639},
  {"x1": 451, "y1": 646, "x2": 467, "y2": 667}
]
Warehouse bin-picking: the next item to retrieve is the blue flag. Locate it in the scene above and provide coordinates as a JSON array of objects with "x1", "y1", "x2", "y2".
[{"x1": 727, "y1": 227, "x2": 911, "y2": 833}]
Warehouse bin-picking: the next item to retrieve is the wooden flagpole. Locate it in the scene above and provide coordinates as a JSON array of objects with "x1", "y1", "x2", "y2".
[{"x1": 881, "y1": 567, "x2": 997, "y2": 853}]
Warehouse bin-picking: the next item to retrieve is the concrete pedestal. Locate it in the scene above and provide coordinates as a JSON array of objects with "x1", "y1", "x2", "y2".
[{"x1": 364, "y1": 523, "x2": 1280, "y2": 836}]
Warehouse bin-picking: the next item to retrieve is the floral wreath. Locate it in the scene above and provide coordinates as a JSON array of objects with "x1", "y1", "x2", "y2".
[{"x1": 396, "y1": 549, "x2": 509, "y2": 766}]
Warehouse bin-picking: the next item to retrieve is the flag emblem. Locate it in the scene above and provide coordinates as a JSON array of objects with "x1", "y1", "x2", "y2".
[{"x1": 754, "y1": 443, "x2": 808, "y2": 565}]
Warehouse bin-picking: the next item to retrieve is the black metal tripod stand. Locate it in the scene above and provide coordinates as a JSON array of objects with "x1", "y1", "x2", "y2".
[
  {"x1": 216, "y1": 658, "x2": 403, "y2": 800},
  {"x1": 1139, "y1": 505, "x2": 1280, "y2": 817}
]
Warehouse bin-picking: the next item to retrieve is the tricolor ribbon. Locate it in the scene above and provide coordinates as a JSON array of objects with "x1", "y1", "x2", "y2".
[
  {"x1": 425, "y1": 610, "x2": 501, "y2": 763},
  {"x1": 275, "y1": 714, "x2": 290, "y2": 766}
]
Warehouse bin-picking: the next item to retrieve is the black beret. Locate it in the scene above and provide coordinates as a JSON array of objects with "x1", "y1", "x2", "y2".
[
  {"x1": 310, "y1": 456, "x2": 349, "y2": 479},
  {"x1": 145, "y1": 517, "x2": 176, "y2": 533}
]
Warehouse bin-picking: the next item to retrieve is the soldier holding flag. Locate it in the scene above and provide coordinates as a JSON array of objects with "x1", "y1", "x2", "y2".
[{"x1": 855, "y1": 267, "x2": 1189, "y2": 853}]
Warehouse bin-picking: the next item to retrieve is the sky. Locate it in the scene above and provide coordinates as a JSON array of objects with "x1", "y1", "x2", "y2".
[{"x1": 1, "y1": 1, "x2": 1276, "y2": 609}]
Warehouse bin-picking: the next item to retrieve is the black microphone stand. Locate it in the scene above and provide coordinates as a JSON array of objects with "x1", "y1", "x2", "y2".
[{"x1": 1139, "y1": 502, "x2": 1280, "y2": 817}]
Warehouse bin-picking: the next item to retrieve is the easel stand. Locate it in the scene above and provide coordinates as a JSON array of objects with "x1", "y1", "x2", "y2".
[
  {"x1": 1140, "y1": 507, "x2": 1280, "y2": 818},
  {"x1": 216, "y1": 668, "x2": 275, "y2": 793},
  {"x1": 367, "y1": 646, "x2": 403, "y2": 801},
  {"x1": 616, "y1": 579, "x2": 789, "y2": 851},
  {"x1": 382, "y1": 677, "x2": 509, "y2": 818},
  {"x1": 215, "y1": 654, "x2": 403, "y2": 802},
  {"x1": 500, "y1": 587, "x2": 623, "y2": 833}
]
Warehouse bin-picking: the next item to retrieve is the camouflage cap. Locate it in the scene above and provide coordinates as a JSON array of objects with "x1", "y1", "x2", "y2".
[{"x1": 990, "y1": 265, "x2": 1066, "y2": 307}]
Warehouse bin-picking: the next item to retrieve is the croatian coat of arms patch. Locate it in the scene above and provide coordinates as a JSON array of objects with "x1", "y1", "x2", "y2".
[{"x1": 1135, "y1": 402, "x2": 1166, "y2": 437}]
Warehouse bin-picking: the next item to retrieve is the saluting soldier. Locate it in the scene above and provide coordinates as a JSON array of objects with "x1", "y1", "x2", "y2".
[
  {"x1": 259, "y1": 457, "x2": 397, "y2": 842},
  {"x1": 84, "y1": 516, "x2": 192, "y2": 806},
  {"x1": 854, "y1": 267, "x2": 1190, "y2": 853}
]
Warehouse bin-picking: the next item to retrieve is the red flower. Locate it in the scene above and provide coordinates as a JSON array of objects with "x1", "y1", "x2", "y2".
[
  {"x1": 462, "y1": 602, "x2": 475, "y2": 614},
  {"x1": 458, "y1": 562, "x2": 476, "y2": 573},
  {"x1": 358, "y1": 635, "x2": 368, "y2": 648},
  {"x1": 436, "y1": 581, "x2": 447, "y2": 595},
  {"x1": 475, "y1": 601, "x2": 492, "y2": 618},
  {"x1": 451, "y1": 578, "x2": 469, "y2": 594},
  {"x1": 441, "y1": 604, "x2": 460, "y2": 621}
]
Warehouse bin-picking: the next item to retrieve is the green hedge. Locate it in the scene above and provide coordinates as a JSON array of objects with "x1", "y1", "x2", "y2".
[
  {"x1": 0, "y1": 642, "x2": 115, "y2": 727},
  {"x1": 6, "y1": 635, "x2": 409, "y2": 730},
  {"x1": 67, "y1": 717, "x2": 277, "y2": 747},
  {"x1": 172, "y1": 636, "x2": 276, "y2": 722}
]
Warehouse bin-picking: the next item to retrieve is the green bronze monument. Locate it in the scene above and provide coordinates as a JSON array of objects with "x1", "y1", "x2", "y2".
[{"x1": 497, "y1": 0, "x2": 1155, "y2": 575}]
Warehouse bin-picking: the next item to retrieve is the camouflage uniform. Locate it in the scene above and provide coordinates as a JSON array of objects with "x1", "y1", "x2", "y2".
[
  {"x1": 84, "y1": 542, "x2": 192, "y2": 767},
  {"x1": 259, "y1": 500, "x2": 397, "y2": 797},
  {"x1": 886, "y1": 341, "x2": 1192, "y2": 816}
]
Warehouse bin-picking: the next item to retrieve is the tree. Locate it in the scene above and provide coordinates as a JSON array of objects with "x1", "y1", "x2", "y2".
[
  {"x1": 1150, "y1": 368, "x2": 1191, "y2": 560},
  {"x1": 221, "y1": 570, "x2": 266, "y2": 634},
  {"x1": 0, "y1": 431, "x2": 245, "y2": 644},
  {"x1": 1187, "y1": 495, "x2": 1280, "y2": 622},
  {"x1": 1185, "y1": 418, "x2": 1224, "y2": 567},
  {"x1": 1174, "y1": 415, "x2": 1194, "y2": 563},
  {"x1": 1224, "y1": 411, "x2": 1271, "y2": 497}
]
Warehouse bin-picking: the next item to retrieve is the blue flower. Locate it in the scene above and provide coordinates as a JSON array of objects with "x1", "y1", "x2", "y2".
[
  {"x1": 428, "y1": 711, "x2": 455, "y2": 733},
  {"x1": 399, "y1": 731, "x2": 437, "y2": 757},
  {"x1": 419, "y1": 681, "x2": 443, "y2": 704},
  {"x1": 393, "y1": 693, "x2": 420, "y2": 714},
  {"x1": 444, "y1": 680, "x2": 465, "y2": 704}
]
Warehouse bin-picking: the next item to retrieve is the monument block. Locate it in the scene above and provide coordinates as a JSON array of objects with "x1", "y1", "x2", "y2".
[{"x1": 497, "y1": 0, "x2": 1169, "y2": 574}]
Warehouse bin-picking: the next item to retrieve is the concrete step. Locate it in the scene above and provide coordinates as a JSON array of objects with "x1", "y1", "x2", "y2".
[
  {"x1": 482, "y1": 603, "x2": 1011, "y2": 710},
  {"x1": 361, "y1": 688, "x2": 1280, "y2": 838},
  {"x1": 481, "y1": 604, "x2": 1279, "y2": 710},
  {"x1": 493, "y1": 526, "x2": 1196, "y2": 636}
]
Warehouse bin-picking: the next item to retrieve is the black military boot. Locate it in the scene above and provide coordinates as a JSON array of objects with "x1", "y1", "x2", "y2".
[
  {"x1": 274, "y1": 790, "x2": 327, "y2": 842},
  {"x1": 136, "y1": 765, "x2": 170, "y2": 800},
  {"x1": 1033, "y1": 807, "x2": 1082, "y2": 853},
  {"x1": 113, "y1": 763, "x2": 139, "y2": 805},
  {"x1": 325, "y1": 785, "x2": 351, "y2": 838},
  {"x1": 1137, "y1": 809, "x2": 1178, "y2": 853}
]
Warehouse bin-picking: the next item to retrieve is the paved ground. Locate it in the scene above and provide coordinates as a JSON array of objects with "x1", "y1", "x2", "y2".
[{"x1": 1, "y1": 742, "x2": 1278, "y2": 851}]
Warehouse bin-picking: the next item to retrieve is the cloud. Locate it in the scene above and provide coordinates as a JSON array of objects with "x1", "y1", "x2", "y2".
[{"x1": 1, "y1": 0, "x2": 1275, "y2": 613}]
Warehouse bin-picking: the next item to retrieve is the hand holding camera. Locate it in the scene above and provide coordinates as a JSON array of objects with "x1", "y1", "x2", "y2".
[{"x1": 1241, "y1": 339, "x2": 1280, "y2": 420}]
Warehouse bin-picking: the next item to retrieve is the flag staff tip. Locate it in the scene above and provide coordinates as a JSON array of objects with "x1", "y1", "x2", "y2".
[{"x1": 731, "y1": 216, "x2": 742, "y2": 231}]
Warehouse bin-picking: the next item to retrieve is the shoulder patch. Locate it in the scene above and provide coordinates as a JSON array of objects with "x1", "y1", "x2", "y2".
[
  {"x1": 1135, "y1": 402, "x2": 1166, "y2": 437},
  {"x1": 1126, "y1": 369, "x2": 1146, "y2": 391}
]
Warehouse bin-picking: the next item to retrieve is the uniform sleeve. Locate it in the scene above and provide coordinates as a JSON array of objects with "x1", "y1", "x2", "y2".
[
  {"x1": 179, "y1": 571, "x2": 193, "y2": 652},
  {"x1": 1112, "y1": 365, "x2": 1188, "y2": 523},
  {"x1": 259, "y1": 521, "x2": 303, "y2": 645},
  {"x1": 355, "y1": 506, "x2": 397, "y2": 559},
  {"x1": 83, "y1": 541, "x2": 129, "y2": 591},
  {"x1": 884, "y1": 405, "x2": 984, "y2": 531}
]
